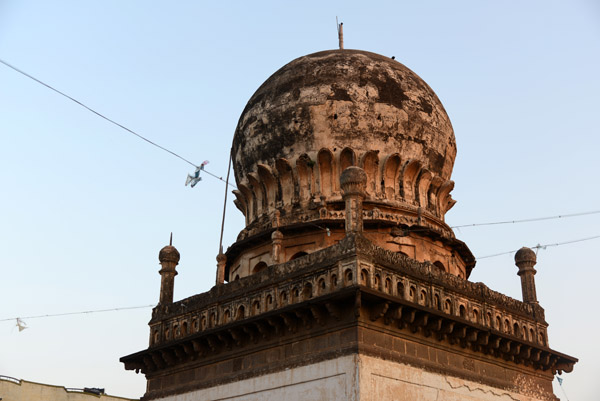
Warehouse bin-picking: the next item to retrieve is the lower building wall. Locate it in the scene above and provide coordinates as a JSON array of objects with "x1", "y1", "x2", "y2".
[
  {"x1": 358, "y1": 354, "x2": 556, "y2": 401},
  {"x1": 152, "y1": 354, "x2": 556, "y2": 401},
  {"x1": 155, "y1": 355, "x2": 359, "y2": 401}
]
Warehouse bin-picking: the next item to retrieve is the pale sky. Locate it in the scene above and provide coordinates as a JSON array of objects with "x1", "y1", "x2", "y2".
[{"x1": 1, "y1": 1, "x2": 599, "y2": 399}]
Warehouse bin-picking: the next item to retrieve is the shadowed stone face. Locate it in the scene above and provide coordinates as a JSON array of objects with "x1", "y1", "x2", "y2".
[{"x1": 233, "y1": 49, "x2": 456, "y2": 184}]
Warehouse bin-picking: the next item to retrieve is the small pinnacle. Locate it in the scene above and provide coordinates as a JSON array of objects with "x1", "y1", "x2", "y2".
[
  {"x1": 338, "y1": 21, "x2": 344, "y2": 50},
  {"x1": 169, "y1": 232, "x2": 173, "y2": 246}
]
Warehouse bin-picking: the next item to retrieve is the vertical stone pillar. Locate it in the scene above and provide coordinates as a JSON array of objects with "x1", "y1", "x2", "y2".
[
  {"x1": 514, "y1": 247, "x2": 538, "y2": 304},
  {"x1": 340, "y1": 166, "x2": 367, "y2": 234},
  {"x1": 216, "y1": 252, "x2": 227, "y2": 285},
  {"x1": 272, "y1": 229, "x2": 284, "y2": 263},
  {"x1": 271, "y1": 209, "x2": 284, "y2": 263},
  {"x1": 158, "y1": 243, "x2": 180, "y2": 305}
]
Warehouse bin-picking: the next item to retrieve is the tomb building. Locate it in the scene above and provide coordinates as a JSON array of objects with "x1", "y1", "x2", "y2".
[{"x1": 121, "y1": 49, "x2": 576, "y2": 400}]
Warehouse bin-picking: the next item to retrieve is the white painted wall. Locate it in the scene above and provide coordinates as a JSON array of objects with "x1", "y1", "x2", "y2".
[
  {"x1": 359, "y1": 355, "x2": 549, "y2": 401},
  {"x1": 155, "y1": 355, "x2": 553, "y2": 401},
  {"x1": 158, "y1": 356, "x2": 358, "y2": 401}
]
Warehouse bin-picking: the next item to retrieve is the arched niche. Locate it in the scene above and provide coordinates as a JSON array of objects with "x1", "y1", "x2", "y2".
[
  {"x1": 382, "y1": 153, "x2": 401, "y2": 199},
  {"x1": 361, "y1": 151, "x2": 379, "y2": 198},
  {"x1": 318, "y1": 148, "x2": 335, "y2": 196}
]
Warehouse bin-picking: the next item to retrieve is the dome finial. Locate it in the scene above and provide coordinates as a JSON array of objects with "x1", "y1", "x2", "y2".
[{"x1": 336, "y1": 18, "x2": 344, "y2": 50}]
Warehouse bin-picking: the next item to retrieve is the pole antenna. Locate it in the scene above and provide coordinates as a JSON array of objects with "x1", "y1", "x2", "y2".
[
  {"x1": 336, "y1": 17, "x2": 344, "y2": 50},
  {"x1": 218, "y1": 149, "x2": 233, "y2": 255}
]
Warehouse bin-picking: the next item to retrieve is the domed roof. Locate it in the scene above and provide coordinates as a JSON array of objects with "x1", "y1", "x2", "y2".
[
  {"x1": 232, "y1": 49, "x2": 456, "y2": 184},
  {"x1": 159, "y1": 245, "x2": 180, "y2": 264},
  {"x1": 515, "y1": 247, "x2": 537, "y2": 265},
  {"x1": 227, "y1": 49, "x2": 475, "y2": 280}
]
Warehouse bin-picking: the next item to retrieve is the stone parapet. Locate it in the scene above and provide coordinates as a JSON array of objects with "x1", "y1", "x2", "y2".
[
  {"x1": 147, "y1": 235, "x2": 544, "y2": 342},
  {"x1": 122, "y1": 235, "x2": 575, "y2": 399}
]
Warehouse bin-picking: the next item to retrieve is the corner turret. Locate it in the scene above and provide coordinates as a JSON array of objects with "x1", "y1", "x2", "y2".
[
  {"x1": 515, "y1": 246, "x2": 538, "y2": 304},
  {"x1": 158, "y1": 234, "x2": 180, "y2": 305}
]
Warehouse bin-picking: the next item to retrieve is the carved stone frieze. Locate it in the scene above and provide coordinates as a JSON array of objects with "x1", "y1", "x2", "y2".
[{"x1": 124, "y1": 234, "x2": 576, "y2": 383}]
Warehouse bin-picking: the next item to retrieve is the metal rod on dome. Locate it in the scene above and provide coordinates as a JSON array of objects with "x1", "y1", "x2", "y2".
[
  {"x1": 218, "y1": 149, "x2": 233, "y2": 255},
  {"x1": 337, "y1": 19, "x2": 344, "y2": 50}
]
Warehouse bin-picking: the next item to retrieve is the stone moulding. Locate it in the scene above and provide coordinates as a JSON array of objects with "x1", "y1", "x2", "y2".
[
  {"x1": 226, "y1": 213, "x2": 475, "y2": 280},
  {"x1": 234, "y1": 188, "x2": 455, "y2": 242},
  {"x1": 121, "y1": 234, "x2": 576, "y2": 379},
  {"x1": 233, "y1": 151, "x2": 457, "y2": 226}
]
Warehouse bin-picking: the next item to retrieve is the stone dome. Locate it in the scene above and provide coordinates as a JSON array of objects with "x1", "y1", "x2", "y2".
[
  {"x1": 231, "y1": 49, "x2": 459, "y2": 236},
  {"x1": 233, "y1": 49, "x2": 456, "y2": 185},
  {"x1": 227, "y1": 49, "x2": 474, "y2": 280},
  {"x1": 159, "y1": 245, "x2": 180, "y2": 264},
  {"x1": 515, "y1": 247, "x2": 537, "y2": 265}
]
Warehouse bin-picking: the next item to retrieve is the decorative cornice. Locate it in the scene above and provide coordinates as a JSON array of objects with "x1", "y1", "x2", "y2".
[
  {"x1": 237, "y1": 199, "x2": 453, "y2": 241},
  {"x1": 233, "y1": 149, "x2": 456, "y2": 230},
  {"x1": 122, "y1": 234, "x2": 576, "y2": 382},
  {"x1": 226, "y1": 208, "x2": 475, "y2": 280}
]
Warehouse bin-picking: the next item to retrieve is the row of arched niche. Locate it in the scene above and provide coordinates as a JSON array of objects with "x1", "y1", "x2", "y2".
[
  {"x1": 151, "y1": 262, "x2": 546, "y2": 348},
  {"x1": 233, "y1": 147, "x2": 456, "y2": 226},
  {"x1": 235, "y1": 252, "x2": 445, "y2": 282}
]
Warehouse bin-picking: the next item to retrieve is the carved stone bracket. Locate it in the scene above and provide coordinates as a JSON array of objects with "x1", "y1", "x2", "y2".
[{"x1": 123, "y1": 235, "x2": 576, "y2": 377}]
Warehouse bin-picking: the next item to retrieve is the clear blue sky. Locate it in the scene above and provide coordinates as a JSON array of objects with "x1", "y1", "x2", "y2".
[{"x1": 1, "y1": 1, "x2": 598, "y2": 399}]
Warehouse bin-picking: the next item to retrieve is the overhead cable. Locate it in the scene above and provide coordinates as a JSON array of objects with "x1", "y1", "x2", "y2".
[
  {"x1": 476, "y1": 234, "x2": 600, "y2": 260},
  {"x1": 0, "y1": 58, "x2": 236, "y2": 188},
  {"x1": 0, "y1": 304, "x2": 155, "y2": 322},
  {"x1": 3, "y1": 235, "x2": 600, "y2": 322},
  {"x1": 451, "y1": 210, "x2": 600, "y2": 229}
]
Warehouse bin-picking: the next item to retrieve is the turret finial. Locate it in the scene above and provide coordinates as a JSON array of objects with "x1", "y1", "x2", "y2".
[
  {"x1": 514, "y1": 247, "x2": 538, "y2": 304},
  {"x1": 158, "y1": 238, "x2": 180, "y2": 305}
]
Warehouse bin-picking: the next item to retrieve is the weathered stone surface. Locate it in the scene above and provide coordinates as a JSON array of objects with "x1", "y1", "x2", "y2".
[
  {"x1": 158, "y1": 244, "x2": 179, "y2": 305},
  {"x1": 122, "y1": 234, "x2": 575, "y2": 400},
  {"x1": 515, "y1": 247, "x2": 539, "y2": 304},
  {"x1": 233, "y1": 50, "x2": 455, "y2": 185},
  {"x1": 142, "y1": 355, "x2": 558, "y2": 401},
  {"x1": 121, "y1": 47, "x2": 577, "y2": 401},
  {"x1": 227, "y1": 49, "x2": 473, "y2": 282}
]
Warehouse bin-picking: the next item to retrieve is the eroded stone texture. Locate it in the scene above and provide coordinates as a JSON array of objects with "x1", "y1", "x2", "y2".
[
  {"x1": 158, "y1": 244, "x2": 180, "y2": 305},
  {"x1": 122, "y1": 234, "x2": 575, "y2": 401},
  {"x1": 233, "y1": 50, "x2": 455, "y2": 186},
  {"x1": 121, "y1": 48, "x2": 577, "y2": 401},
  {"x1": 515, "y1": 247, "x2": 538, "y2": 304},
  {"x1": 228, "y1": 50, "x2": 473, "y2": 282}
]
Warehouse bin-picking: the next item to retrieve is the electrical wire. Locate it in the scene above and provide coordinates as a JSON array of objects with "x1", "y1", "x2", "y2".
[
  {"x1": 219, "y1": 149, "x2": 233, "y2": 253},
  {"x1": 203, "y1": 168, "x2": 237, "y2": 189},
  {"x1": 386, "y1": 209, "x2": 600, "y2": 239},
  {"x1": 0, "y1": 58, "x2": 236, "y2": 188},
  {"x1": 556, "y1": 377, "x2": 571, "y2": 401},
  {"x1": 4, "y1": 234, "x2": 600, "y2": 322},
  {"x1": 476, "y1": 234, "x2": 600, "y2": 260},
  {"x1": 451, "y1": 210, "x2": 600, "y2": 229},
  {"x1": 0, "y1": 304, "x2": 155, "y2": 322},
  {"x1": 4, "y1": 60, "x2": 600, "y2": 265}
]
